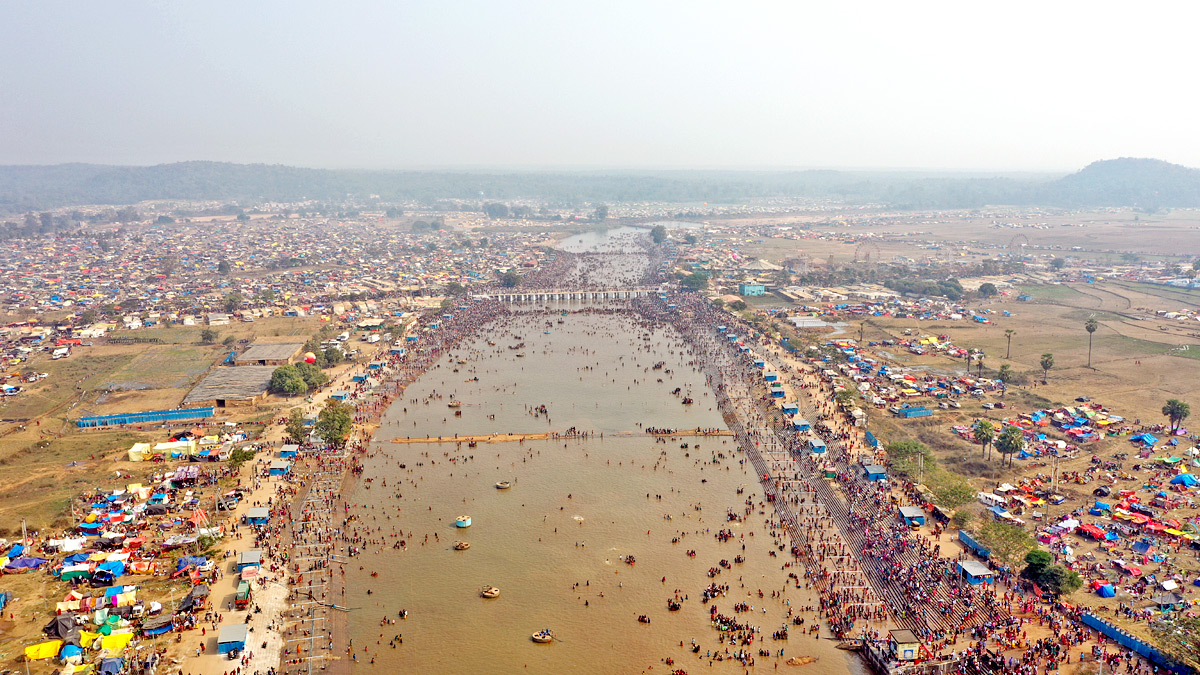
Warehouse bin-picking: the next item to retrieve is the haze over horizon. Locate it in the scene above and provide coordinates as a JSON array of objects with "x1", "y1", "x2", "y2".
[{"x1": 2, "y1": 1, "x2": 1197, "y2": 172}]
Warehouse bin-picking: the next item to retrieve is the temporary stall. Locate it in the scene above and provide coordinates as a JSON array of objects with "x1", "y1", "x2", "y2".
[{"x1": 217, "y1": 624, "x2": 248, "y2": 654}]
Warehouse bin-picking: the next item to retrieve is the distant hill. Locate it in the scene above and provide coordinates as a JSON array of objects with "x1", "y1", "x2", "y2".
[
  {"x1": 1040, "y1": 158, "x2": 1200, "y2": 209},
  {"x1": 1, "y1": 157, "x2": 1198, "y2": 213}
]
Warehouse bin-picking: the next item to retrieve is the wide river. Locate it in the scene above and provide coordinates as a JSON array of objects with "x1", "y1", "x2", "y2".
[{"x1": 344, "y1": 233, "x2": 867, "y2": 674}]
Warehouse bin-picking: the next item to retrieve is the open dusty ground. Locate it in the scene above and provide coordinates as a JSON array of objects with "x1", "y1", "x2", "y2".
[{"x1": 0, "y1": 317, "x2": 320, "y2": 528}]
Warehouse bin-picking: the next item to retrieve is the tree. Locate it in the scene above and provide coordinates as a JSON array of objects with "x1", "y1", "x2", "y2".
[
  {"x1": 222, "y1": 335, "x2": 237, "y2": 347},
  {"x1": 1162, "y1": 398, "x2": 1191, "y2": 433},
  {"x1": 285, "y1": 409, "x2": 308, "y2": 444},
  {"x1": 684, "y1": 233, "x2": 698, "y2": 245},
  {"x1": 885, "y1": 439, "x2": 929, "y2": 461},
  {"x1": 997, "y1": 363, "x2": 1014, "y2": 384},
  {"x1": 649, "y1": 225, "x2": 667, "y2": 244},
  {"x1": 224, "y1": 292, "x2": 243, "y2": 313},
  {"x1": 592, "y1": 204, "x2": 608, "y2": 221},
  {"x1": 995, "y1": 424, "x2": 1024, "y2": 468},
  {"x1": 1023, "y1": 550, "x2": 1081, "y2": 596},
  {"x1": 217, "y1": 259, "x2": 232, "y2": 275},
  {"x1": 269, "y1": 365, "x2": 308, "y2": 396},
  {"x1": 834, "y1": 389, "x2": 857, "y2": 409},
  {"x1": 1039, "y1": 353, "x2": 1054, "y2": 384},
  {"x1": 315, "y1": 399, "x2": 354, "y2": 447},
  {"x1": 950, "y1": 510, "x2": 972, "y2": 530},
  {"x1": 1085, "y1": 317, "x2": 1098, "y2": 369},
  {"x1": 484, "y1": 203, "x2": 510, "y2": 219},
  {"x1": 728, "y1": 300, "x2": 747, "y2": 311},
  {"x1": 973, "y1": 420, "x2": 995, "y2": 459},
  {"x1": 79, "y1": 309, "x2": 98, "y2": 325},
  {"x1": 323, "y1": 346, "x2": 344, "y2": 366},
  {"x1": 1050, "y1": 258, "x2": 1067, "y2": 270},
  {"x1": 294, "y1": 362, "x2": 329, "y2": 390},
  {"x1": 977, "y1": 521, "x2": 1035, "y2": 570},
  {"x1": 978, "y1": 282, "x2": 998, "y2": 297},
  {"x1": 1004, "y1": 329, "x2": 1015, "y2": 359},
  {"x1": 680, "y1": 272, "x2": 708, "y2": 291},
  {"x1": 499, "y1": 270, "x2": 521, "y2": 288},
  {"x1": 199, "y1": 328, "x2": 218, "y2": 345},
  {"x1": 445, "y1": 281, "x2": 466, "y2": 296}
]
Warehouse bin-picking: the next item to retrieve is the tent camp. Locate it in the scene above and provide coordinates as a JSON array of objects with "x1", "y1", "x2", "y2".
[
  {"x1": 177, "y1": 584, "x2": 209, "y2": 612},
  {"x1": 141, "y1": 614, "x2": 175, "y2": 636}
]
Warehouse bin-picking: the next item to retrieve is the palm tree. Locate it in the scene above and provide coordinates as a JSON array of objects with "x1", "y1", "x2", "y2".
[
  {"x1": 1085, "y1": 317, "x2": 1098, "y2": 369},
  {"x1": 1162, "y1": 399, "x2": 1191, "y2": 433},
  {"x1": 996, "y1": 424, "x2": 1025, "y2": 468},
  {"x1": 977, "y1": 354, "x2": 985, "y2": 378},
  {"x1": 973, "y1": 420, "x2": 995, "y2": 459},
  {"x1": 1040, "y1": 353, "x2": 1054, "y2": 384},
  {"x1": 1004, "y1": 329, "x2": 1015, "y2": 359}
]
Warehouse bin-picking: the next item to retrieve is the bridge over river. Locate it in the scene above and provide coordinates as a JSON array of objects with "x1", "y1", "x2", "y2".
[{"x1": 473, "y1": 287, "x2": 659, "y2": 303}]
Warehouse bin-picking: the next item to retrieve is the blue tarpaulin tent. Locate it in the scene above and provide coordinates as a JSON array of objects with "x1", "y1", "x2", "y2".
[
  {"x1": 60, "y1": 644, "x2": 83, "y2": 663},
  {"x1": 4, "y1": 556, "x2": 48, "y2": 572},
  {"x1": 1168, "y1": 473, "x2": 1199, "y2": 487},
  {"x1": 99, "y1": 657, "x2": 125, "y2": 675},
  {"x1": 1097, "y1": 584, "x2": 1116, "y2": 598},
  {"x1": 176, "y1": 556, "x2": 207, "y2": 572}
]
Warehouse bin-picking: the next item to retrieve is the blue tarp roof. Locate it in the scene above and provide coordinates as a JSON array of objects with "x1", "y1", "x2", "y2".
[
  {"x1": 4, "y1": 556, "x2": 48, "y2": 571},
  {"x1": 1097, "y1": 584, "x2": 1116, "y2": 598},
  {"x1": 176, "y1": 556, "x2": 207, "y2": 572},
  {"x1": 1169, "y1": 473, "x2": 1199, "y2": 487}
]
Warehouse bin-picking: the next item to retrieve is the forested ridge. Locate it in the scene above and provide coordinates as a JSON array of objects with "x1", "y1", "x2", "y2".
[{"x1": 1, "y1": 157, "x2": 1196, "y2": 212}]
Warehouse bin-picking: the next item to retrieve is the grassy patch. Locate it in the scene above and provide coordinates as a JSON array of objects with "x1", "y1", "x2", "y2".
[
  {"x1": 100, "y1": 345, "x2": 217, "y2": 390},
  {"x1": 0, "y1": 353, "x2": 134, "y2": 421},
  {"x1": 1020, "y1": 284, "x2": 1089, "y2": 303},
  {"x1": 1110, "y1": 280, "x2": 1200, "y2": 306}
]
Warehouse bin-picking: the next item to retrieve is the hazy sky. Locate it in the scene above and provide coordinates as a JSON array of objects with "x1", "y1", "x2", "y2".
[{"x1": 1, "y1": 1, "x2": 1196, "y2": 171}]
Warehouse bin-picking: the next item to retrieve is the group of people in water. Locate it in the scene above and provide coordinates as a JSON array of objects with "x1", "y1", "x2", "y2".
[{"x1": 251, "y1": 229, "x2": 1163, "y2": 675}]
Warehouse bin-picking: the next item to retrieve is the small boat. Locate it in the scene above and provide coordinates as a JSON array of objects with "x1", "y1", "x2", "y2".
[
  {"x1": 516, "y1": 353, "x2": 525, "y2": 358},
  {"x1": 447, "y1": 401, "x2": 462, "y2": 408},
  {"x1": 835, "y1": 640, "x2": 862, "y2": 651},
  {"x1": 531, "y1": 629, "x2": 554, "y2": 643},
  {"x1": 480, "y1": 586, "x2": 500, "y2": 599},
  {"x1": 637, "y1": 615, "x2": 651, "y2": 624},
  {"x1": 455, "y1": 515, "x2": 472, "y2": 528},
  {"x1": 453, "y1": 541, "x2": 470, "y2": 550},
  {"x1": 495, "y1": 481, "x2": 512, "y2": 490},
  {"x1": 786, "y1": 656, "x2": 819, "y2": 666}
]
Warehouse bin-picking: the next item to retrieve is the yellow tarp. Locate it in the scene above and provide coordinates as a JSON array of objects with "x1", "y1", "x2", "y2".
[
  {"x1": 24, "y1": 640, "x2": 63, "y2": 660},
  {"x1": 80, "y1": 632, "x2": 101, "y2": 648},
  {"x1": 100, "y1": 631, "x2": 134, "y2": 651},
  {"x1": 62, "y1": 664, "x2": 95, "y2": 675}
]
